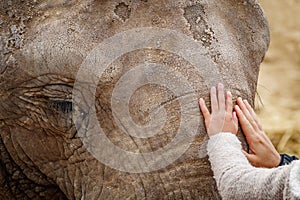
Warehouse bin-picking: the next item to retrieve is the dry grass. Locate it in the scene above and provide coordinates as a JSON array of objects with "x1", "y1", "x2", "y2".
[
  {"x1": 268, "y1": 129, "x2": 300, "y2": 157},
  {"x1": 256, "y1": 105, "x2": 300, "y2": 157},
  {"x1": 256, "y1": 0, "x2": 300, "y2": 158}
]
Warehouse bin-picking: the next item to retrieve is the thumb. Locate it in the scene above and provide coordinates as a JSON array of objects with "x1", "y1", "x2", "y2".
[
  {"x1": 242, "y1": 150, "x2": 256, "y2": 164},
  {"x1": 242, "y1": 150, "x2": 249, "y2": 157},
  {"x1": 233, "y1": 111, "x2": 238, "y2": 132},
  {"x1": 242, "y1": 150, "x2": 257, "y2": 166},
  {"x1": 233, "y1": 111, "x2": 238, "y2": 123}
]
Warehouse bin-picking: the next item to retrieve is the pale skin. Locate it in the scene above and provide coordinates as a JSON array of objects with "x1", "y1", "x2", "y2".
[{"x1": 199, "y1": 83, "x2": 281, "y2": 168}]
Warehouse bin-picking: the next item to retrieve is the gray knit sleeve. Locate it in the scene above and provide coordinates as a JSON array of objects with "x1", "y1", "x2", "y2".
[{"x1": 207, "y1": 132, "x2": 300, "y2": 200}]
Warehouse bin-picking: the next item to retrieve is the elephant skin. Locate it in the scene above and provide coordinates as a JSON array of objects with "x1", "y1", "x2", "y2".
[{"x1": 0, "y1": 0, "x2": 269, "y2": 199}]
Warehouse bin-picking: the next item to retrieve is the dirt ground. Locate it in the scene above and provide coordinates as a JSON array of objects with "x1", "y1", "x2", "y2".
[{"x1": 256, "y1": 0, "x2": 300, "y2": 157}]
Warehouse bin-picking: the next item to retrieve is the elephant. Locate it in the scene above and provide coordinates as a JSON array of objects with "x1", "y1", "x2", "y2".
[{"x1": 0, "y1": 0, "x2": 269, "y2": 199}]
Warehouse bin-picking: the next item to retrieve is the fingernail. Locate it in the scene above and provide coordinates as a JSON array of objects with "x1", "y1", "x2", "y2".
[
  {"x1": 227, "y1": 91, "x2": 232, "y2": 96},
  {"x1": 218, "y1": 83, "x2": 223, "y2": 88}
]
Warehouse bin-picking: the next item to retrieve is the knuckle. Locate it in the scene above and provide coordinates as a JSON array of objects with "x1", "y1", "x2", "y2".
[{"x1": 252, "y1": 135, "x2": 262, "y2": 143}]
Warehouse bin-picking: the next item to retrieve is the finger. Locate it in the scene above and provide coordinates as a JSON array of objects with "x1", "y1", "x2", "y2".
[
  {"x1": 233, "y1": 111, "x2": 238, "y2": 126},
  {"x1": 234, "y1": 105, "x2": 256, "y2": 140},
  {"x1": 243, "y1": 100, "x2": 263, "y2": 130},
  {"x1": 199, "y1": 98, "x2": 211, "y2": 120},
  {"x1": 217, "y1": 83, "x2": 225, "y2": 111},
  {"x1": 210, "y1": 86, "x2": 218, "y2": 113},
  {"x1": 242, "y1": 100, "x2": 273, "y2": 146},
  {"x1": 231, "y1": 112, "x2": 239, "y2": 135},
  {"x1": 237, "y1": 98, "x2": 259, "y2": 132},
  {"x1": 241, "y1": 99, "x2": 275, "y2": 147},
  {"x1": 226, "y1": 91, "x2": 233, "y2": 113},
  {"x1": 235, "y1": 105, "x2": 264, "y2": 149}
]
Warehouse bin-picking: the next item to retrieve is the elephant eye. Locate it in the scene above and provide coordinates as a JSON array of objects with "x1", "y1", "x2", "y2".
[
  {"x1": 49, "y1": 100, "x2": 73, "y2": 114},
  {"x1": 47, "y1": 100, "x2": 77, "y2": 138}
]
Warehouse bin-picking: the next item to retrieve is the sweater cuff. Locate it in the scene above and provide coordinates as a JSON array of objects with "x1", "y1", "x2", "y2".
[
  {"x1": 278, "y1": 154, "x2": 299, "y2": 166},
  {"x1": 207, "y1": 132, "x2": 241, "y2": 153}
]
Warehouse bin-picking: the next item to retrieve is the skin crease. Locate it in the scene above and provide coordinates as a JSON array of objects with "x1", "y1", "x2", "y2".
[{"x1": 199, "y1": 83, "x2": 281, "y2": 168}]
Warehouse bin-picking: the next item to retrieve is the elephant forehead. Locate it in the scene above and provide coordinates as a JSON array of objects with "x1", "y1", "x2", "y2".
[{"x1": 15, "y1": 0, "x2": 268, "y2": 82}]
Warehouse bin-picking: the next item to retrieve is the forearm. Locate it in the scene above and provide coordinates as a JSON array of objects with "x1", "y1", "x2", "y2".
[{"x1": 207, "y1": 133, "x2": 293, "y2": 200}]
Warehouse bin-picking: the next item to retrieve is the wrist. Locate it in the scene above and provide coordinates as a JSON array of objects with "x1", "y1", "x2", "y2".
[{"x1": 208, "y1": 131, "x2": 236, "y2": 138}]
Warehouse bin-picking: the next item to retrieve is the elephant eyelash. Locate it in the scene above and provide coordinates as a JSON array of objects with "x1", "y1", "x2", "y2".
[
  {"x1": 49, "y1": 100, "x2": 73, "y2": 114},
  {"x1": 48, "y1": 100, "x2": 76, "y2": 133}
]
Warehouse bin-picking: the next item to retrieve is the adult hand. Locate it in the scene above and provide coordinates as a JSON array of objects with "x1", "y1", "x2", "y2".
[
  {"x1": 234, "y1": 97, "x2": 281, "y2": 168},
  {"x1": 199, "y1": 83, "x2": 238, "y2": 137}
]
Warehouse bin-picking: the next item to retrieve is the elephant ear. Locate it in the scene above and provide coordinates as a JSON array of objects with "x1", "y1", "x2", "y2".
[
  {"x1": 217, "y1": 0, "x2": 270, "y2": 86},
  {"x1": 234, "y1": 0, "x2": 269, "y2": 96},
  {"x1": 191, "y1": 0, "x2": 270, "y2": 96},
  {"x1": 220, "y1": 0, "x2": 270, "y2": 63}
]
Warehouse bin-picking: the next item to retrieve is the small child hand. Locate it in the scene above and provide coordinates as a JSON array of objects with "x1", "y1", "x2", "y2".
[
  {"x1": 235, "y1": 97, "x2": 281, "y2": 168},
  {"x1": 199, "y1": 83, "x2": 238, "y2": 137}
]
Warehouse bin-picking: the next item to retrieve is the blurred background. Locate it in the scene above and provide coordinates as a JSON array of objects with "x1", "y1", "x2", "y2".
[{"x1": 256, "y1": 0, "x2": 300, "y2": 157}]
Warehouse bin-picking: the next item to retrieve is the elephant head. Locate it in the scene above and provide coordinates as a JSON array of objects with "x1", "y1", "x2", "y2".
[{"x1": 0, "y1": 0, "x2": 269, "y2": 199}]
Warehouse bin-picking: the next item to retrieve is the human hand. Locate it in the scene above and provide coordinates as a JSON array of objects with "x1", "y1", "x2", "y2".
[
  {"x1": 234, "y1": 97, "x2": 281, "y2": 168},
  {"x1": 199, "y1": 83, "x2": 238, "y2": 137}
]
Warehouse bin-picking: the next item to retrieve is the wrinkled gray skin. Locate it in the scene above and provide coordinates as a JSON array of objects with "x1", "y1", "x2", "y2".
[{"x1": 0, "y1": 0, "x2": 269, "y2": 199}]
